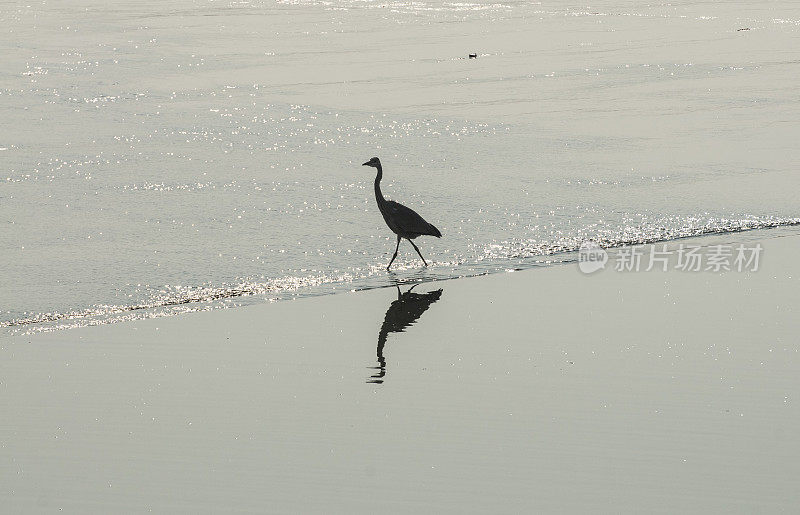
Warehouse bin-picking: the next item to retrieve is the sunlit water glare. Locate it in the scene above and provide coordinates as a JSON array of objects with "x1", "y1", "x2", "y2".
[{"x1": 2, "y1": 0, "x2": 799, "y2": 332}]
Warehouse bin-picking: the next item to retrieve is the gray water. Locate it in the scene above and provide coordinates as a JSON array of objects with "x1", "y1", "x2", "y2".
[{"x1": 2, "y1": 0, "x2": 799, "y2": 331}]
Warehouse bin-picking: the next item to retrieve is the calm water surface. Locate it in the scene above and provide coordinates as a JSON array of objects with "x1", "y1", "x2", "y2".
[{"x1": 1, "y1": 0, "x2": 799, "y2": 331}]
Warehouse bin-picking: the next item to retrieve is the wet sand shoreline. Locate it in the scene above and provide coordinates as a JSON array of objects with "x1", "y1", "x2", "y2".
[{"x1": 2, "y1": 228, "x2": 799, "y2": 512}]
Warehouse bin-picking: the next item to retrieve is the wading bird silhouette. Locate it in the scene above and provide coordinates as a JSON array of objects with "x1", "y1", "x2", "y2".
[{"x1": 362, "y1": 157, "x2": 442, "y2": 270}]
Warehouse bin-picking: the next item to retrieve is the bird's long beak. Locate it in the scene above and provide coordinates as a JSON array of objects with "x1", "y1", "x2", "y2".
[{"x1": 362, "y1": 161, "x2": 370, "y2": 166}]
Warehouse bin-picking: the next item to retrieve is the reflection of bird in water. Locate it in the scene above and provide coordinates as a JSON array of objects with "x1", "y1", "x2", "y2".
[
  {"x1": 368, "y1": 284, "x2": 443, "y2": 384},
  {"x1": 362, "y1": 157, "x2": 442, "y2": 270}
]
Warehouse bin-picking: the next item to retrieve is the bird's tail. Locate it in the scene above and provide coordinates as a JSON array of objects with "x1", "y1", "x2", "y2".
[{"x1": 428, "y1": 223, "x2": 442, "y2": 238}]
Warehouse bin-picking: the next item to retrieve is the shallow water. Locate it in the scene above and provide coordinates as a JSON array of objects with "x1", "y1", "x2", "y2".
[{"x1": 2, "y1": 0, "x2": 799, "y2": 331}]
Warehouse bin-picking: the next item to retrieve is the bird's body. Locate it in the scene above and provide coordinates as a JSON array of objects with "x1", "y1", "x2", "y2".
[
  {"x1": 362, "y1": 157, "x2": 441, "y2": 270},
  {"x1": 376, "y1": 200, "x2": 441, "y2": 241}
]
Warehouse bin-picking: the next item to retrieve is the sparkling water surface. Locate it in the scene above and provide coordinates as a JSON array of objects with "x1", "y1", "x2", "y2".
[{"x1": 2, "y1": 0, "x2": 799, "y2": 331}]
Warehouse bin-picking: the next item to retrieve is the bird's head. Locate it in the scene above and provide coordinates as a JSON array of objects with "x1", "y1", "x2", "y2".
[{"x1": 362, "y1": 157, "x2": 381, "y2": 168}]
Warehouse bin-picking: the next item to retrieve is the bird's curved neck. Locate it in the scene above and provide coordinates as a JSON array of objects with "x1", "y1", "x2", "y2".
[{"x1": 374, "y1": 163, "x2": 385, "y2": 204}]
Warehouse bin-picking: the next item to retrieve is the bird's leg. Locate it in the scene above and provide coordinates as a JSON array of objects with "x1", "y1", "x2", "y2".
[
  {"x1": 387, "y1": 235, "x2": 401, "y2": 270},
  {"x1": 409, "y1": 240, "x2": 428, "y2": 267}
]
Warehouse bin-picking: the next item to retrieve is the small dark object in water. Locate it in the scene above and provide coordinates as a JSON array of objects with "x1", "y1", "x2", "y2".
[
  {"x1": 468, "y1": 53, "x2": 477, "y2": 59},
  {"x1": 737, "y1": 27, "x2": 750, "y2": 31}
]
